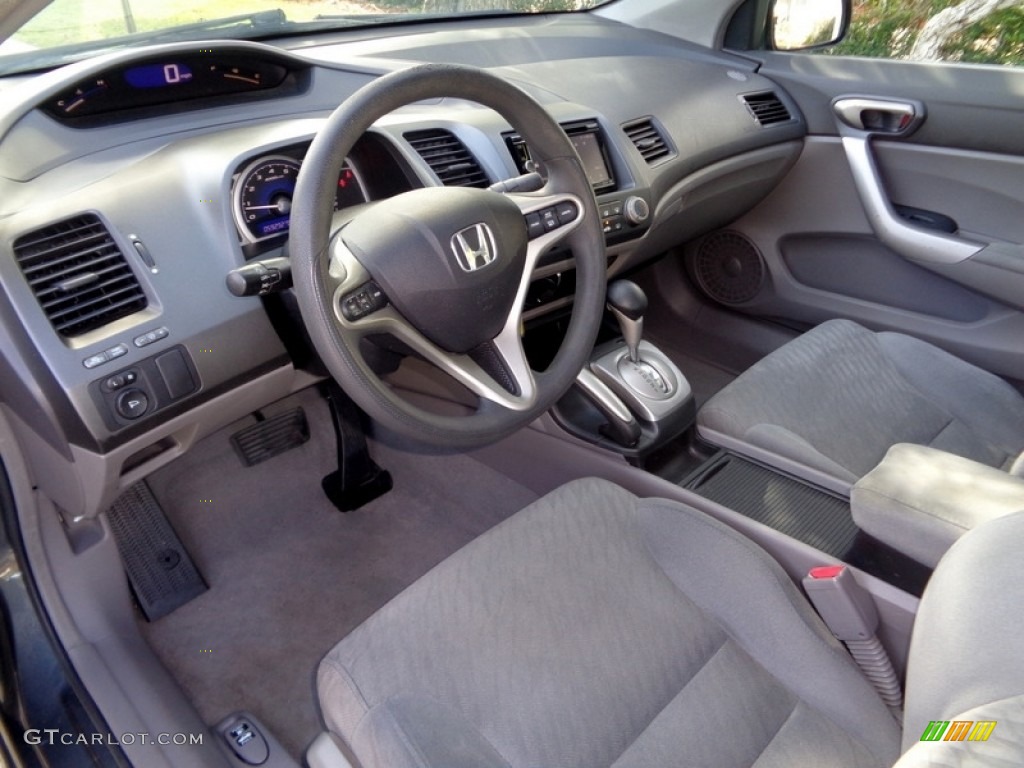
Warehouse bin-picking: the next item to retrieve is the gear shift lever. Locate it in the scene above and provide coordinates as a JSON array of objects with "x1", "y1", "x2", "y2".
[{"x1": 607, "y1": 280, "x2": 647, "y2": 363}]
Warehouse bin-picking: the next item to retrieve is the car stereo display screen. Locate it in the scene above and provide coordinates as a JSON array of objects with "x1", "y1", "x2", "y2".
[{"x1": 570, "y1": 132, "x2": 614, "y2": 190}]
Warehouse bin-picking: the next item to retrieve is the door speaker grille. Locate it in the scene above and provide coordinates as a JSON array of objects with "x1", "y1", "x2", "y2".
[{"x1": 693, "y1": 230, "x2": 765, "y2": 305}]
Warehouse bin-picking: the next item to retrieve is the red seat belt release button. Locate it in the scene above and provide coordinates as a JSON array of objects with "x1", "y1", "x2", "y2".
[{"x1": 802, "y1": 564, "x2": 879, "y2": 641}]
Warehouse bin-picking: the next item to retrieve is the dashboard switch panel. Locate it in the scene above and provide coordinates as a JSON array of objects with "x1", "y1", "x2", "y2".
[
  {"x1": 115, "y1": 389, "x2": 149, "y2": 420},
  {"x1": 133, "y1": 326, "x2": 169, "y2": 347},
  {"x1": 156, "y1": 349, "x2": 197, "y2": 400},
  {"x1": 89, "y1": 345, "x2": 200, "y2": 431}
]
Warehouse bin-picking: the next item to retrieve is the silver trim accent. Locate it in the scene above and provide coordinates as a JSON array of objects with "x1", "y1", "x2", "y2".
[
  {"x1": 590, "y1": 340, "x2": 691, "y2": 423},
  {"x1": 841, "y1": 136, "x2": 982, "y2": 266},
  {"x1": 574, "y1": 368, "x2": 635, "y2": 424},
  {"x1": 451, "y1": 222, "x2": 497, "y2": 272},
  {"x1": 833, "y1": 98, "x2": 918, "y2": 134}
]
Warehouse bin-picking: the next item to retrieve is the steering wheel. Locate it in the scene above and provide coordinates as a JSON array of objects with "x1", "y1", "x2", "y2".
[{"x1": 290, "y1": 63, "x2": 606, "y2": 449}]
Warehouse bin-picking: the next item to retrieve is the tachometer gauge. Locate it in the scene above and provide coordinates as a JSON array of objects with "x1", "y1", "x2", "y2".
[{"x1": 232, "y1": 153, "x2": 366, "y2": 242}]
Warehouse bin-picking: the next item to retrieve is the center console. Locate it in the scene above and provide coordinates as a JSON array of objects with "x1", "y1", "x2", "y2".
[{"x1": 554, "y1": 279, "x2": 696, "y2": 456}]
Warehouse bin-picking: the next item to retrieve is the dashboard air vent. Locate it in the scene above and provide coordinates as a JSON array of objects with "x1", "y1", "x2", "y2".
[
  {"x1": 742, "y1": 92, "x2": 792, "y2": 126},
  {"x1": 404, "y1": 128, "x2": 489, "y2": 188},
  {"x1": 622, "y1": 118, "x2": 672, "y2": 165},
  {"x1": 13, "y1": 214, "x2": 147, "y2": 337}
]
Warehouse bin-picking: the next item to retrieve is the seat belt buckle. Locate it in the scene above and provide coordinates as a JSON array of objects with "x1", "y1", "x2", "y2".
[
  {"x1": 802, "y1": 565, "x2": 878, "y2": 642},
  {"x1": 803, "y1": 564, "x2": 903, "y2": 717}
]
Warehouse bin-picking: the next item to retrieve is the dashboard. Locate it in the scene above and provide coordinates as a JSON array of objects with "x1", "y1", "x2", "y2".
[{"x1": 0, "y1": 14, "x2": 806, "y2": 520}]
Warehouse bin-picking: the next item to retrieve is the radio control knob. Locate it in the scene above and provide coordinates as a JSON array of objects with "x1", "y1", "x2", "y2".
[{"x1": 623, "y1": 196, "x2": 650, "y2": 225}]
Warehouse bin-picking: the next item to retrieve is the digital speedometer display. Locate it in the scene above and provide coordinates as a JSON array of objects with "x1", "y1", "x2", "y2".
[
  {"x1": 124, "y1": 62, "x2": 195, "y2": 89},
  {"x1": 232, "y1": 154, "x2": 367, "y2": 242}
]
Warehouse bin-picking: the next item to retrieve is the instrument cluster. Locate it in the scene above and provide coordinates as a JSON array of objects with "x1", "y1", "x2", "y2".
[{"x1": 231, "y1": 150, "x2": 367, "y2": 243}]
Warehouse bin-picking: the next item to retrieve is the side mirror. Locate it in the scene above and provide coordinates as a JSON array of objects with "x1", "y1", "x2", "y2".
[{"x1": 770, "y1": 0, "x2": 849, "y2": 51}]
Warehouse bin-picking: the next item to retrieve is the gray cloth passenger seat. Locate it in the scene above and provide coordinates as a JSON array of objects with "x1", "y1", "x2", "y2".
[
  {"x1": 315, "y1": 478, "x2": 1024, "y2": 767},
  {"x1": 696, "y1": 319, "x2": 1024, "y2": 492}
]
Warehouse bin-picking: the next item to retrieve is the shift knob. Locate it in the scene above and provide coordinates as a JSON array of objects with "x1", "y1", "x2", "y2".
[
  {"x1": 607, "y1": 280, "x2": 647, "y2": 320},
  {"x1": 607, "y1": 280, "x2": 647, "y2": 363}
]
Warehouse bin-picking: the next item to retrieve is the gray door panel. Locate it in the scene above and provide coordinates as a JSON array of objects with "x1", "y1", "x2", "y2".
[
  {"x1": 757, "y1": 53, "x2": 1024, "y2": 155},
  {"x1": 701, "y1": 53, "x2": 1024, "y2": 378},
  {"x1": 714, "y1": 137, "x2": 1024, "y2": 380}
]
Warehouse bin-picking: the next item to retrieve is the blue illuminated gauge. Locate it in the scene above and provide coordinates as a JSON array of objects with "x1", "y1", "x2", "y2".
[
  {"x1": 232, "y1": 154, "x2": 366, "y2": 243},
  {"x1": 124, "y1": 62, "x2": 194, "y2": 88}
]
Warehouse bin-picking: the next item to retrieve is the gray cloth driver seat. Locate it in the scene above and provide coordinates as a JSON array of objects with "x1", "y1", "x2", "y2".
[
  {"x1": 315, "y1": 478, "x2": 1024, "y2": 767},
  {"x1": 696, "y1": 319, "x2": 1024, "y2": 492}
]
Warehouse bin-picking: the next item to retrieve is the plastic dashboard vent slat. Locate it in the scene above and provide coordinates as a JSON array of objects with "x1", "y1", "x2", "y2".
[
  {"x1": 404, "y1": 128, "x2": 489, "y2": 188},
  {"x1": 741, "y1": 92, "x2": 792, "y2": 126},
  {"x1": 13, "y1": 213, "x2": 147, "y2": 337},
  {"x1": 622, "y1": 118, "x2": 672, "y2": 165}
]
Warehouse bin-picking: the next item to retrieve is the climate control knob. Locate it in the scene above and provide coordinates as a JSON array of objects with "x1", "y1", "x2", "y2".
[{"x1": 624, "y1": 196, "x2": 650, "y2": 225}]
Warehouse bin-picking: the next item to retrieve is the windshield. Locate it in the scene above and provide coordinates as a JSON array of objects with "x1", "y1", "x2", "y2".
[{"x1": 0, "y1": 0, "x2": 612, "y2": 75}]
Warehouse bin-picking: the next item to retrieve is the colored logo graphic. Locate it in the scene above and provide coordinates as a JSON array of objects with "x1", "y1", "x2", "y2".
[{"x1": 920, "y1": 721, "x2": 997, "y2": 742}]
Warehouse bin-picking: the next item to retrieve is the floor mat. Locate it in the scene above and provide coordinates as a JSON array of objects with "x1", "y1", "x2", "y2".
[
  {"x1": 141, "y1": 389, "x2": 537, "y2": 759},
  {"x1": 107, "y1": 481, "x2": 207, "y2": 621}
]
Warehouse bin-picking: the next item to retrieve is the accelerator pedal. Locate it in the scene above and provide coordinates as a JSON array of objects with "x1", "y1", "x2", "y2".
[{"x1": 321, "y1": 381, "x2": 393, "y2": 512}]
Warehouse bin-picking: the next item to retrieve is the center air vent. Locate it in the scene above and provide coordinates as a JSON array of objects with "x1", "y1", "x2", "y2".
[
  {"x1": 622, "y1": 118, "x2": 673, "y2": 165},
  {"x1": 13, "y1": 214, "x2": 147, "y2": 337},
  {"x1": 404, "y1": 128, "x2": 489, "y2": 188},
  {"x1": 741, "y1": 92, "x2": 792, "y2": 126}
]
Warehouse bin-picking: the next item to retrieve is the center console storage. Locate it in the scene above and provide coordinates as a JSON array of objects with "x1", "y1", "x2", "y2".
[{"x1": 684, "y1": 453, "x2": 932, "y2": 597}]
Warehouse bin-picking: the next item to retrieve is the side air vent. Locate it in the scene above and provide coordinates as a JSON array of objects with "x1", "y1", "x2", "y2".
[
  {"x1": 13, "y1": 214, "x2": 147, "y2": 337},
  {"x1": 404, "y1": 128, "x2": 489, "y2": 188},
  {"x1": 622, "y1": 118, "x2": 672, "y2": 165},
  {"x1": 741, "y1": 92, "x2": 792, "y2": 126}
]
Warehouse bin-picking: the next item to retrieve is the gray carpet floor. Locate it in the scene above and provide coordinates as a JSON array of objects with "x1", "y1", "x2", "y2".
[{"x1": 141, "y1": 388, "x2": 537, "y2": 760}]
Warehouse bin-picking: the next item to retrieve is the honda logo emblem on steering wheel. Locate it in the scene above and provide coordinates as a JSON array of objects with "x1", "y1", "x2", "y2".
[{"x1": 451, "y1": 223, "x2": 498, "y2": 272}]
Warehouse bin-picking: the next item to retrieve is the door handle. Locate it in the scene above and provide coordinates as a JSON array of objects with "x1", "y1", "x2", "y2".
[{"x1": 833, "y1": 97, "x2": 923, "y2": 135}]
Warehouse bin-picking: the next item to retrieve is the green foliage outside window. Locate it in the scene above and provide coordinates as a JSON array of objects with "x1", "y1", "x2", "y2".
[{"x1": 821, "y1": 0, "x2": 1024, "y2": 66}]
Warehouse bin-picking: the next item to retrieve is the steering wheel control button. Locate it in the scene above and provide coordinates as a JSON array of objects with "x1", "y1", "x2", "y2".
[
  {"x1": 134, "y1": 327, "x2": 169, "y2": 348},
  {"x1": 525, "y1": 212, "x2": 544, "y2": 239},
  {"x1": 115, "y1": 389, "x2": 149, "y2": 420},
  {"x1": 527, "y1": 203, "x2": 578, "y2": 239},
  {"x1": 556, "y1": 201, "x2": 579, "y2": 224},
  {"x1": 341, "y1": 281, "x2": 388, "y2": 321}
]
